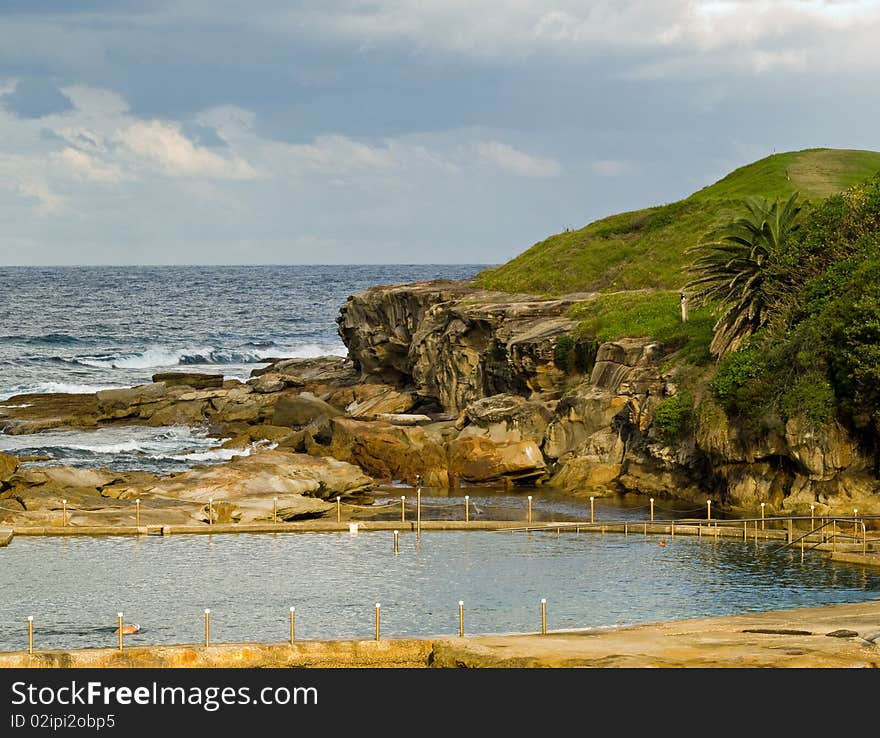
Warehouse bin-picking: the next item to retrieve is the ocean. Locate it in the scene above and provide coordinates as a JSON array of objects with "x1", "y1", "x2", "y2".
[{"x1": 0, "y1": 264, "x2": 485, "y2": 470}]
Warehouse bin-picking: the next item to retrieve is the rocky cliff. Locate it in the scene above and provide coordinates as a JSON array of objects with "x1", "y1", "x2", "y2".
[{"x1": 335, "y1": 279, "x2": 880, "y2": 516}]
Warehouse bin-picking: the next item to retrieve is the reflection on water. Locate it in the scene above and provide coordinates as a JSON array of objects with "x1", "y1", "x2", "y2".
[
  {"x1": 1, "y1": 524, "x2": 879, "y2": 652},
  {"x1": 363, "y1": 485, "x2": 716, "y2": 523}
]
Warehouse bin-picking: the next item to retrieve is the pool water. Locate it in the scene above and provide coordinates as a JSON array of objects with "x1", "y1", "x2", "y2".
[{"x1": 1, "y1": 527, "x2": 878, "y2": 652}]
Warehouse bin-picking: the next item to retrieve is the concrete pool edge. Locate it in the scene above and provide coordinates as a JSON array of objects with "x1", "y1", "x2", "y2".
[
  {"x1": 6, "y1": 520, "x2": 880, "y2": 568},
  {"x1": 2, "y1": 599, "x2": 880, "y2": 668}
]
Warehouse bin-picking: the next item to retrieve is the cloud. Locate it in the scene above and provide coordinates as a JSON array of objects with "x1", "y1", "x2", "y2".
[
  {"x1": 52, "y1": 147, "x2": 124, "y2": 183},
  {"x1": 115, "y1": 120, "x2": 257, "y2": 179},
  {"x1": 1, "y1": 77, "x2": 73, "y2": 119},
  {"x1": 476, "y1": 140, "x2": 561, "y2": 178},
  {"x1": 15, "y1": 176, "x2": 66, "y2": 214},
  {"x1": 274, "y1": 134, "x2": 397, "y2": 173}
]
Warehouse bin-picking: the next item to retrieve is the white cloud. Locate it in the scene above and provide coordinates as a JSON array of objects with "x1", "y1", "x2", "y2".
[
  {"x1": 279, "y1": 1, "x2": 880, "y2": 75},
  {"x1": 53, "y1": 147, "x2": 125, "y2": 183},
  {"x1": 476, "y1": 140, "x2": 561, "y2": 178},
  {"x1": 274, "y1": 134, "x2": 397, "y2": 174},
  {"x1": 115, "y1": 120, "x2": 257, "y2": 180}
]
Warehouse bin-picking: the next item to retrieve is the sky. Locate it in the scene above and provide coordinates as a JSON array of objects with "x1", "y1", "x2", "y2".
[{"x1": 0, "y1": 1, "x2": 878, "y2": 266}]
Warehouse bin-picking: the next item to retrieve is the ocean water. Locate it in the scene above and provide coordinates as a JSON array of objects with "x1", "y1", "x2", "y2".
[
  {"x1": 0, "y1": 265, "x2": 485, "y2": 399},
  {"x1": 0, "y1": 265, "x2": 484, "y2": 469}
]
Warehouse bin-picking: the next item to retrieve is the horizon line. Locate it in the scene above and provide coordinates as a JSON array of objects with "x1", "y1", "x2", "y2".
[{"x1": 0, "y1": 262, "x2": 495, "y2": 268}]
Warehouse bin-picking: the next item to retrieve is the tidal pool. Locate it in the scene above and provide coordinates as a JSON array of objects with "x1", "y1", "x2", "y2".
[{"x1": 1, "y1": 527, "x2": 878, "y2": 652}]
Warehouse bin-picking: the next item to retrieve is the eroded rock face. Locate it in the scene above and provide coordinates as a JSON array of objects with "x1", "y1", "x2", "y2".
[{"x1": 337, "y1": 280, "x2": 582, "y2": 413}]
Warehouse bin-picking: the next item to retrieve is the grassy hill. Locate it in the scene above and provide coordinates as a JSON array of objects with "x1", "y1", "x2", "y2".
[{"x1": 476, "y1": 148, "x2": 880, "y2": 297}]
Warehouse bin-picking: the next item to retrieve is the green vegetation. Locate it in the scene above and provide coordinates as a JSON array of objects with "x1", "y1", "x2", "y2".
[
  {"x1": 705, "y1": 173, "x2": 880, "y2": 439},
  {"x1": 477, "y1": 148, "x2": 880, "y2": 296},
  {"x1": 685, "y1": 192, "x2": 804, "y2": 357},
  {"x1": 568, "y1": 291, "x2": 714, "y2": 364},
  {"x1": 478, "y1": 146, "x2": 880, "y2": 443},
  {"x1": 653, "y1": 392, "x2": 694, "y2": 441}
]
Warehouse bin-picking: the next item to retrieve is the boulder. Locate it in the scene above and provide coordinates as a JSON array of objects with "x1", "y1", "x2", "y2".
[
  {"x1": 0, "y1": 452, "x2": 19, "y2": 484},
  {"x1": 96, "y1": 383, "x2": 167, "y2": 412},
  {"x1": 344, "y1": 384, "x2": 416, "y2": 419},
  {"x1": 252, "y1": 356, "x2": 358, "y2": 386},
  {"x1": 273, "y1": 392, "x2": 342, "y2": 427},
  {"x1": 461, "y1": 393, "x2": 554, "y2": 443},
  {"x1": 326, "y1": 417, "x2": 448, "y2": 486},
  {"x1": 152, "y1": 372, "x2": 225, "y2": 389},
  {"x1": 246, "y1": 373, "x2": 290, "y2": 394},
  {"x1": 446, "y1": 436, "x2": 546, "y2": 484}
]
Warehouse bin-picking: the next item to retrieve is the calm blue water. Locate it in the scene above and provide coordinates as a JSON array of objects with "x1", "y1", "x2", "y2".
[
  {"x1": 0, "y1": 531, "x2": 877, "y2": 651},
  {"x1": 0, "y1": 265, "x2": 484, "y2": 469}
]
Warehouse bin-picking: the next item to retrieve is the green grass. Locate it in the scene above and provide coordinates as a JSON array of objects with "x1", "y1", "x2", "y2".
[
  {"x1": 477, "y1": 148, "x2": 880, "y2": 297},
  {"x1": 569, "y1": 291, "x2": 714, "y2": 364}
]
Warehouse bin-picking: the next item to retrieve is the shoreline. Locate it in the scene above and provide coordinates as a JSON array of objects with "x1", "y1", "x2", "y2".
[{"x1": 2, "y1": 599, "x2": 879, "y2": 668}]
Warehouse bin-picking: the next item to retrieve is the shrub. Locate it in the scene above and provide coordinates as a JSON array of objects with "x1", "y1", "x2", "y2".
[{"x1": 653, "y1": 392, "x2": 693, "y2": 441}]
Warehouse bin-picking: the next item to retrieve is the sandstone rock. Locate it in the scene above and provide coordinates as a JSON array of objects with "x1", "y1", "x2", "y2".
[
  {"x1": 345, "y1": 384, "x2": 416, "y2": 419},
  {"x1": 273, "y1": 392, "x2": 342, "y2": 427},
  {"x1": 373, "y1": 414, "x2": 433, "y2": 425},
  {"x1": 0, "y1": 452, "x2": 18, "y2": 484},
  {"x1": 461, "y1": 393, "x2": 554, "y2": 443},
  {"x1": 151, "y1": 372, "x2": 224, "y2": 389},
  {"x1": 548, "y1": 457, "x2": 621, "y2": 491},
  {"x1": 446, "y1": 436, "x2": 546, "y2": 484},
  {"x1": 326, "y1": 417, "x2": 448, "y2": 486},
  {"x1": 252, "y1": 356, "x2": 358, "y2": 386},
  {"x1": 784, "y1": 418, "x2": 861, "y2": 480},
  {"x1": 337, "y1": 281, "x2": 581, "y2": 412},
  {"x1": 146, "y1": 400, "x2": 208, "y2": 426},
  {"x1": 96, "y1": 383, "x2": 168, "y2": 413},
  {"x1": 158, "y1": 448, "x2": 373, "y2": 502},
  {"x1": 246, "y1": 373, "x2": 289, "y2": 394}
]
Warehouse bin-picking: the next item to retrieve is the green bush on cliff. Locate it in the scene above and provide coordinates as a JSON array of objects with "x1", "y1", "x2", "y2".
[{"x1": 653, "y1": 392, "x2": 694, "y2": 441}]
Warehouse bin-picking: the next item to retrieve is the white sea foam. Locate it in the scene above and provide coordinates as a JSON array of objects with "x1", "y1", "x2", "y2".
[
  {"x1": 76, "y1": 341, "x2": 347, "y2": 370},
  {"x1": 0, "y1": 382, "x2": 122, "y2": 401}
]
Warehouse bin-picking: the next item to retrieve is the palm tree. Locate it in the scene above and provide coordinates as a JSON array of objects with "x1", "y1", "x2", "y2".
[{"x1": 685, "y1": 192, "x2": 803, "y2": 358}]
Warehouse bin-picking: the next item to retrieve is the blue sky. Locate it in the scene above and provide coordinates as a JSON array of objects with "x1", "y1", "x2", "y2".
[{"x1": 1, "y1": 1, "x2": 878, "y2": 265}]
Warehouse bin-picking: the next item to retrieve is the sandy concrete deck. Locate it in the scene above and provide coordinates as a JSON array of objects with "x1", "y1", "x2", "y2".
[{"x1": 432, "y1": 599, "x2": 880, "y2": 667}]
